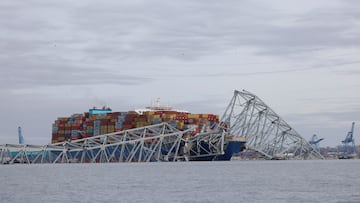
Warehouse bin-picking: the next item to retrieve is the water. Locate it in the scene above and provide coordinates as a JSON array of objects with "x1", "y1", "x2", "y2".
[{"x1": 0, "y1": 160, "x2": 359, "y2": 203}]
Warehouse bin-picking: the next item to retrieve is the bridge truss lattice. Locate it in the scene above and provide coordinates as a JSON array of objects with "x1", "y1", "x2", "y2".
[
  {"x1": 221, "y1": 90, "x2": 324, "y2": 160},
  {"x1": 0, "y1": 89, "x2": 324, "y2": 164},
  {"x1": 0, "y1": 123, "x2": 226, "y2": 164}
]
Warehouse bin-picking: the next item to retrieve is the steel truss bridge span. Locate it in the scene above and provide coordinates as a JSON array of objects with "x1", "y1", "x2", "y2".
[
  {"x1": 221, "y1": 90, "x2": 324, "y2": 160},
  {"x1": 0, "y1": 123, "x2": 226, "y2": 164},
  {"x1": 0, "y1": 89, "x2": 324, "y2": 164}
]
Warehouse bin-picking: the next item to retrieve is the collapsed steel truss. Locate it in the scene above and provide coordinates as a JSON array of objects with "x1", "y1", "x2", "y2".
[
  {"x1": 0, "y1": 89, "x2": 324, "y2": 164},
  {"x1": 0, "y1": 123, "x2": 226, "y2": 164},
  {"x1": 221, "y1": 90, "x2": 324, "y2": 160}
]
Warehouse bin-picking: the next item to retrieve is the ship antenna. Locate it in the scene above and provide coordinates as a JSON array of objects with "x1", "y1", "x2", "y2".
[
  {"x1": 156, "y1": 97, "x2": 160, "y2": 107},
  {"x1": 18, "y1": 126, "x2": 24, "y2": 144}
]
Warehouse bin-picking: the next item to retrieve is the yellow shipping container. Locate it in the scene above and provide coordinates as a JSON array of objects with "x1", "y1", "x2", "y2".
[
  {"x1": 162, "y1": 113, "x2": 175, "y2": 117},
  {"x1": 145, "y1": 111, "x2": 155, "y2": 115},
  {"x1": 177, "y1": 122, "x2": 184, "y2": 130},
  {"x1": 188, "y1": 114, "x2": 200, "y2": 119},
  {"x1": 200, "y1": 114, "x2": 208, "y2": 118},
  {"x1": 108, "y1": 126, "x2": 115, "y2": 132},
  {"x1": 135, "y1": 122, "x2": 151, "y2": 128},
  {"x1": 163, "y1": 115, "x2": 176, "y2": 120}
]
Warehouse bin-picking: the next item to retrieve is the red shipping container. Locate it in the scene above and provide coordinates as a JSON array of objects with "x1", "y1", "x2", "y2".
[
  {"x1": 51, "y1": 133, "x2": 58, "y2": 140},
  {"x1": 101, "y1": 119, "x2": 109, "y2": 125}
]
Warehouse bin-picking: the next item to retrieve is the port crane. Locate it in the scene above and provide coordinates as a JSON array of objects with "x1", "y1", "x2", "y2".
[
  {"x1": 340, "y1": 122, "x2": 356, "y2": 159},
  {"x1": 309, "y1": 134, "x2": 324, "y2": 152}
]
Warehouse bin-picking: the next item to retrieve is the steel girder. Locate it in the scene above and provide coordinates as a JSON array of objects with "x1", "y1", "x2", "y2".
[
  {"x1": 0, "y1": 123, "x2": 187, "y2": 164},
  {"x1": 221, "y1": 90, "x2": 324, "y2": 160},
  {"x1": 0, "y1": 89, "x2": 323, "y2": 163},
  {"x1": 0, "y1": 123, "x2": 227, "y2": 164},
  {"x1": 183, "y1": 129, "x2": 226, "y2": 161}
]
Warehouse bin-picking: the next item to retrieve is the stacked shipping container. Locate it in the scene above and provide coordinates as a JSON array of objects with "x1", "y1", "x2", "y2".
[{"x1": 51, "y1": 109, "x2": 219, "y2": 144}]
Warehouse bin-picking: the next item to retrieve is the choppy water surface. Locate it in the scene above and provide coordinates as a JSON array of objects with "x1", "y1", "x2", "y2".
[{"x1": 0, "y1": 160, "x2": 359, "y2": 203}]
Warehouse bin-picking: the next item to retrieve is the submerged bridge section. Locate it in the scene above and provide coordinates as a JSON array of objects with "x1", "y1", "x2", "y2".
[
  {"x1": 221, "y1": 90, "x2": 324, "y2": 160},
  {"x1": 0, "y1": 123, "x2": 226, "y2": 164}
]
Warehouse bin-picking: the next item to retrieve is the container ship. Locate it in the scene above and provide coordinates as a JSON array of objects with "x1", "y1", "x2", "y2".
[{"x1": 51, "y1": 101, "x2": 246, "y2": 162}]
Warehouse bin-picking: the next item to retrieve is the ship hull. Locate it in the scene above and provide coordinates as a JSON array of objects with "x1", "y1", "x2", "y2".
[{"x1": 187, "y1": 137, "x2": 246, "y2": 161}]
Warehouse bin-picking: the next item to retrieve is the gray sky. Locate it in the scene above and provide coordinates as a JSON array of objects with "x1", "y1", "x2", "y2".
[{"x1": 1, "y1": 0, "x2": 359, "y2": 147}]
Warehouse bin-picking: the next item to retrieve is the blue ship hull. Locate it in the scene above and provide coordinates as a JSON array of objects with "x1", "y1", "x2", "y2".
[{"x1": 188, "y1": 138, "x2": 246, "y2": 161}]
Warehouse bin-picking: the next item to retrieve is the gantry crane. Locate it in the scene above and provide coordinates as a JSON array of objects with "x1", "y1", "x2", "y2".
[
  {"x1": 309, "y1": 134, "x2": 324, "y2": 152},
  {"x1": 339, "y1": 122, "x2": 357, "y2": 159}
]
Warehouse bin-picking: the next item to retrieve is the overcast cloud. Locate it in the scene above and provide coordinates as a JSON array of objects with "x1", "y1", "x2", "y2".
[{"x1": 1, "y1": 0, "x2": 359, "y2": 146}]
